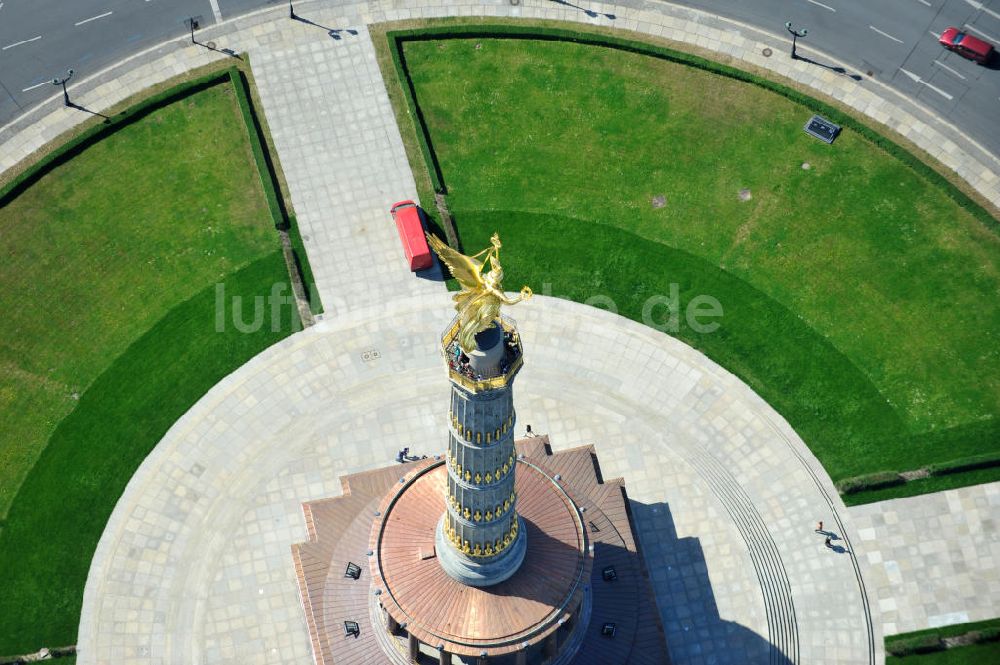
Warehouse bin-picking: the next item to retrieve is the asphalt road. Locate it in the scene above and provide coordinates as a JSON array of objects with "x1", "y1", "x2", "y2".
[
  {"x1": 1, "y1": 0, "x2": 998, "y2": 157},
  {"x1": 682, "y1": 0, "x2": 1000, "y2": 157}
]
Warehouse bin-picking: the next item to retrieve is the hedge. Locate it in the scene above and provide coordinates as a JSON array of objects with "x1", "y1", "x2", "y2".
[
  {"x1": 285, "y1": 213, "x2": 323, "y2": 314},
  {"x1": 384, "y1": 24, "x2": 998, "y2": 234},
  {"x1": 887, "y1": 634, "x2": 946, "y2": 657},
  {"x1": 836, "y1": 471, "x2": 905, "y2": 494},
  {"x1": 386, "y1": 30, "x2": 446, "y2": 193},
  {"x1": 928, "y1": 450, "x2": 1000, "y2": 476},
  {"x1": 887, "y1": 619, "x2": 1000, "y2": 656},
  {"x1": 230, "y1": 68, "x2": 323, "y2": 314},
  {"x1": 228, "y1": 68, "x2": 323, "y2": 314},
  {"x1": 967, "y1": 627, "x2": 1000, "y2": 643},
  {"x1": 229, "y1": 69, "x2": 285, "y2": 229}
]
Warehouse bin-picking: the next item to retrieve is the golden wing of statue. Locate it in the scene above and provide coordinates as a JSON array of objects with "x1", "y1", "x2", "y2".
[{"x1": 426, "y1": 234, "x2": 485, "y2": 290}]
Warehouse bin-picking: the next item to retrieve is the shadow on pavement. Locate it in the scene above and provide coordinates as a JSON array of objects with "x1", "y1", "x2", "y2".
[
  {"x1": 416, "y1": 257, "x2": 447, "y2": 282},
  {"x1": 67, "y1": 102, "x2": 110, "y2": 123},
  {"x1": 190, "y1": 36, "x2": 243, "y2": 60},
  {"x1": 980, "y1": 52, "x2": 1000, "y2": 71},
  {"x1": 794, "y1": 54, "x2": 864, "y2": 81},
  {"x1": 292, "y1": 14, "x2": 359, "y2": 40},
  {"x1": 549, "y1": 0, "x2": 616, "y2": 20},
  {"x1": 630, "y1": 500, "x2": 794, "y2": 665}
]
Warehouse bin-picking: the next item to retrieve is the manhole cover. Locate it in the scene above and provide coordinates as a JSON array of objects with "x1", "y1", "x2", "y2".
[
  {"x1": 861, "y1": 60, "x2": 881, "y2": 79},
  {"x1": 651, "y1": 194, "x2": 666, "y2": 209},
  {"x1": 206, "y1": 41, "x2": 216, "y2": 49},
  {"x1": 762, "y1": 47, "x2": 773, "y2": 57},
  {"x1": 738, "y1": 188, "x2": 752, "y2": 202}
]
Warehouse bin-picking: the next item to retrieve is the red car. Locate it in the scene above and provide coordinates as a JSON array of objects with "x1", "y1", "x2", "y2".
[
  {"x1": 938, "y1": 27, "x2": 994, "y2": 64},
  {"x1": 390, "y1": 200, "x2": 433, "y2": 271}
]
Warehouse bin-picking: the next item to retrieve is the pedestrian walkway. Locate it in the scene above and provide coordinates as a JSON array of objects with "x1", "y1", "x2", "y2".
[
  {"x1": 77, "y1": 295, "x2": 879, "y2": 665},
  {"x1": 2, "y1": 1, "x2": 998, "y2": 210},
  {"x1": 1, "y1": 1, "x2": 991, "y2": 664},
  {"x1": 250, "y1": 23, "x2": 443, "y2": 310},
  {"x1": 850, "y1": 482, "x2": 1000, "y2": 636}
]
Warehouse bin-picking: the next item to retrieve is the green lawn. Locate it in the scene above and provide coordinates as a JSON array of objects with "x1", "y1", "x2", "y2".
[
  {"x1": 398, "y1": 37, "x2": 1000, "y2": 484},
  {"x1": 0, "y1": 82, "x2": 300, "y2": 654}
]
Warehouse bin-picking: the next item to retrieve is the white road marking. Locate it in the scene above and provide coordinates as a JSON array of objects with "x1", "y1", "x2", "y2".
[
  {"x1": 2, "y1": 35, "x2": 41, "y2": 50},
  {"x1": 899, "y1": 68, "x2": 954, "y2": 100},
  {"x1": 0, "y1": 3, "x2": 5, "y2": 11},
  {"x1": 915, "y1": 0, "x2": 932, "y2": 7},
  {"x1": 21, "y1": 81, "x2": 50, "y2": 92},
  {"x1": 806, "y1": 0, "x2": 836, "y2": 12},
  {"x1": 929, "y1": 30, "x2": 941, "y2": 39},
  {"x1": 870, "y1": 25, "x2": 904, "y2": 43},
  {"x1": 963, "y1": 0, "x2": 1000, "y2": 22},
  {"x1": 207, "y1": 0, "x2": 223, "y2": 22},
  {"x1": 963, "y1": 23, "x2": 1000, "y2": 44},
  {"x1": 933, "y1": 59, "x2": 967, "y2": 79},
  {"x1": 75, "y1": 11, "x2": 113, "y2": 26}
]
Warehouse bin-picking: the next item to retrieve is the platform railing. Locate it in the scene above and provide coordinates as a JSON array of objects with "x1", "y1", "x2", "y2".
[{"x1": 441, "y1": 314, "x2": 523, "y2": 392}]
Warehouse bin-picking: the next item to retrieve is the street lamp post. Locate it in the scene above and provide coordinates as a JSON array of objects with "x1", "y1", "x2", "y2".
[
  {"x1": 288, "y1": 0, "x2": 295, "y2": 19},
  {"x1": 189, "y1": 17, "x2": 199, "y2": 43},
  {"x1": 785, "y1": 21, "x2": 808, "y2": 59},
  {"x1": 52, "y1": 69, "x2": 74, "y2": 106}
]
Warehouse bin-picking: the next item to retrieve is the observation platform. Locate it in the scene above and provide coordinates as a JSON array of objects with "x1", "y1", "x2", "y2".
[
  {"x1": 442, "y1": 315, "x2": 523, "y2": 393},
  {"x1": 371, "y1": 458, "x2": 588, "y2": 660},
  {"x1": 290, "y1": 437, "x2": 667, "y2": 665}
]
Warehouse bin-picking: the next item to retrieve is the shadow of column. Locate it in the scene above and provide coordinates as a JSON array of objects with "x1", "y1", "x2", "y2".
[{"x1": 630, "y1": 500, "x2": 795, "y2": 665}]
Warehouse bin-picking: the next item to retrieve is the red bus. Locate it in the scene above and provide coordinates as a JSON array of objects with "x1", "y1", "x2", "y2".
[{"x1": 390, "y1": 200, "x2": 433, "y2": 271}]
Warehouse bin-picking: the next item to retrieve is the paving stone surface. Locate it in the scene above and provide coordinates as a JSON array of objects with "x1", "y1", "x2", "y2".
[
  {"x1": 850, "y1": 482, "x2": 1000, "y2": 637},
  {"x1": 0, "y1": 1, "x2": 985, "y2": 664},
  {"x1": 249, "y1": 24, "x2": 444, "y2": 309},
  {"x1": 78, "y1": 296, "x2": 880, "y2": 665},
  {"x1": 2, "y1": 1, "x2": 998, "y2": 210}
]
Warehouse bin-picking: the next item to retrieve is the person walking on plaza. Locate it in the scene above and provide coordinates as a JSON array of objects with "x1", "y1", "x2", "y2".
[{"x1": 816, "y1": 520, "x2": 823, "y2": 533}]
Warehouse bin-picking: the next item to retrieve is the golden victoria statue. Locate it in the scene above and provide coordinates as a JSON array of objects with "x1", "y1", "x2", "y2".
[{"x1": 426, "y1": 233, "x2": 532, "y2": 353}]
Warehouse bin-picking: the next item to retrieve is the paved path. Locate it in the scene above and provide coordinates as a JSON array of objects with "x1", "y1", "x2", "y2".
[
  {"x1": 3, "y1": 0, "x2": 1000, "y2": 165},
  {"x1": 77, "y1": 295, "x2": 879, "y2": 665},
  {"x1": 850, "y1": 482, "x2": 1000, "y2": 636},
  {"x1": 2, "y1": 1, "x2": 998, "y2": 211},
  {"x1": 0, "y1": 0, "x2": 987, "y2": 663},
  {"x1": 249, "y1": 23, "x2": 444, "y2": 309},
  {"x1": 70, "y1": 20, "x2": 883, "y2": 659}
]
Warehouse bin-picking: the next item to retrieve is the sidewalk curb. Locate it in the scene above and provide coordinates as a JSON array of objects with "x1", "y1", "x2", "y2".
[{"x1": 1, "y1": 0, "x2": 997, "y2": 212}]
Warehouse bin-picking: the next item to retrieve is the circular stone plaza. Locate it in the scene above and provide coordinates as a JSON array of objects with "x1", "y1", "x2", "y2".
[{"x1": 3, "y1": 2, "x2": 998, "y2": 665}]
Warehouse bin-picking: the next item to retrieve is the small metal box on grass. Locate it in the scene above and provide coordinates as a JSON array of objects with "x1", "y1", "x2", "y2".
[{"x1": 804, "y1": 115, "x2": 841, "y2": 144}]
